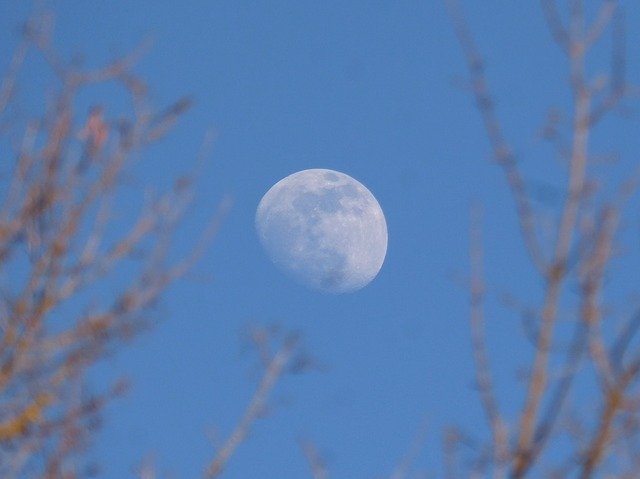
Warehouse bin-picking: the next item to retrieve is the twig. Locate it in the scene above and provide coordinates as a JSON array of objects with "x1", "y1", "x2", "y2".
[
  {"x1": 204, "y1": 334, "x2": 299, "y2": 477},
  {"x1": 584, "y1": 0, "x2": 617, "y2": 49},
  {"x1": 469, "y1": 205, "x2": 507, "y2": 476},
  {"x1": 445, "y1": 0, "x2": 544, "y2": 273},
  {"x1": 541, "y1": 0, "x2": 570, "y2": 51},
  {"x1": 578, "y1": 354, "x2": 640, "y2": 478},
  {"x1": 512, "y1": 4, "x2": 593, "y2": 474},
  {"x1": 389, "y1": 417, "x2": 429, "y2": 479},
  {"x1": 588, "y1": 4, "x2": 626, "y2": 127},
  {"x1": 299, "y1": 437, "x2": 329, "y2": 479}
]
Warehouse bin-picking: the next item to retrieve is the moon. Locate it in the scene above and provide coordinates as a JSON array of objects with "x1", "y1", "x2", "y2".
[{"x1": 255, "y1": 169, "x2": 388, "y2": 293}]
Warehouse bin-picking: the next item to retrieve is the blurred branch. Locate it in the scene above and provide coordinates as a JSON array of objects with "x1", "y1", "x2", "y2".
[
  {"x1": 389, "y1": 417, "x2": 429, "y2": 479},
  {"x1": 300, "y1": 437, "x2": 329, "y2": 479},
  {"x1": 204, "y1": 331, "x2": 299, "y2": 478},
  {"x1": 469, "y1": 205, "x2": 508, "y2": 477},
  {"x1": 0, "y1": 34, "x2": 28, "y2": 114},
  {"x1": 446, "y1": 0, "x2": 544, "y2": 273}
]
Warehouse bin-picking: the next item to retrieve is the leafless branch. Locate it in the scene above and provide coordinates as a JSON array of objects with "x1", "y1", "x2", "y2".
[
  {"x1": 445, "y1": 0, "x2": 545, "y2": 273},
  {"x1": 300, "y1": 437, "x2": 329, "y2": 479},
  {"x1": 542, "y1": 0, "x2": 571, "y2": 51},
  {"x1": 468, "y1": 205, "x2": 507, "y2": 477},
  {"x1": 389, "y1": 417, "x2": 429, "y2": 479},
  {"x1": 204, "y1": 332, "x2": 299, "y2": 478}
]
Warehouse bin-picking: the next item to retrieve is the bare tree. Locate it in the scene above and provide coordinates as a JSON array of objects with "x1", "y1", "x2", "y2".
[
  {"x1": 0, "y1": 14, "x2": 234, "y2": 477},
  {"x1": 446, "y1": 0, "x2": 640, "y2": 477}
]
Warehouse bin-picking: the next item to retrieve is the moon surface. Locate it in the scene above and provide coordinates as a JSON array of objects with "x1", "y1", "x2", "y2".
[{"x1": 255, "y1": 169, "x2": 388, "y2": 293}]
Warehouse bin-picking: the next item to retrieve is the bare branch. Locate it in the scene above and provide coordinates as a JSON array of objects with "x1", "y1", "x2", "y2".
[
  {"x1": 389, "y1": 417, "x2": 429, "y2": 479},
  {"x1": 584, "y1": 0, "x2": 617, "y2": 48},
  {"x1": 541, "y1": 0, "x2": 570, "y2": 51},
  {"x1": 300, "y1": 437, "x2": 329, "y2": 479},
  {"x1": 445, "y1": 0, "x2": 544, "y2": 272},
  {"x1": 588, "y1": 6, "x2": 626, "y2": 126},
  {"x1": 468, "y1": 205, "x2": 508, "y2": 476},
  {"x1": 204, "y1": 333, "x2": 299, "y2": 478},
  {"x1": 512, "y1": 5, "x2": 593, "y2": 473}
]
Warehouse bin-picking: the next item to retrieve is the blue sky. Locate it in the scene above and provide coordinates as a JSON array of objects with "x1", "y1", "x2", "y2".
[{"x1": 2, "y1": 1, "x2": 640, "y2": 477}]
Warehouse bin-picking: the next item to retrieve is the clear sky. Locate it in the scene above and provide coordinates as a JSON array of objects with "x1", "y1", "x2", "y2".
[{"x1": 2, "y1": 1, "x2": 640, "y2": 478}]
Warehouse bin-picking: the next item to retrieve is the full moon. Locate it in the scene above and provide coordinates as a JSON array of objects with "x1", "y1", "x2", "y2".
[{"x1": 255, "y1": 169, "x2": 388, "y2": 293}]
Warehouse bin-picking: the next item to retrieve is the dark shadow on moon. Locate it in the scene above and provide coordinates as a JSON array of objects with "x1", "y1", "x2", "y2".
[
  {"x1": 292, "y1": 184, "x2": 363, "y2": 216},
  {"x1": 324, "y1": 171, "x2": 340, "y2": 182},
  {"x1": 318, "y1": 265, "x2": 348, "y2": 292},
  {"x1": 258, "y1": 211, "x2": 351, "y2": 292},
  {"x1": 274, "y1": 228, "x2": 350, "y2": 293}
]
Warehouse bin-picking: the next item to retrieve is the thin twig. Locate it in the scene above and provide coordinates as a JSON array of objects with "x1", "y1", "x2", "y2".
[
  {"x1": 300, "y1": 437, "x2": 329, "y2": 479},
  {"x1": 389, "y1": 417, "x2": 430, "y2": 479},
  {"x1": 469, "y1": 205, "x2": 507, "y2": 477},
  {"x1": 445, "y1": 0, "x2": 544, "y2": 273},
  {"x1": 512, "y1": 5, "x2": 593, "y2": 474},
  {"x1": 204, "y1": 334, "x2": 299, "y2": 477}
]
